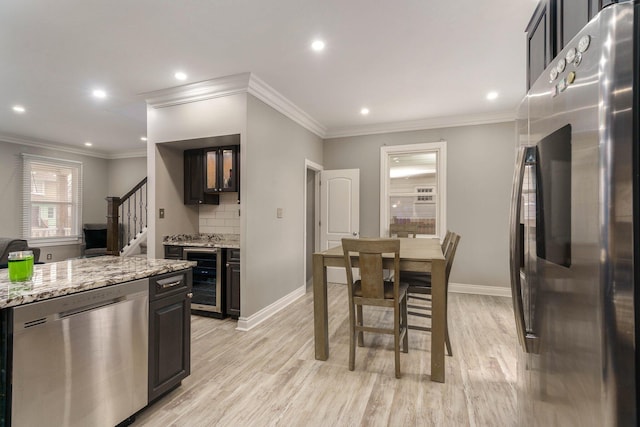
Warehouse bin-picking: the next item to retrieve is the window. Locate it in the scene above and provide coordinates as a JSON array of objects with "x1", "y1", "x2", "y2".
[
  {"x1": 380, "y1": 142, "x2": 446, "y2": 238},
  {"x1": 22, "y1": 154, "x2": 82, "y2": 243}
]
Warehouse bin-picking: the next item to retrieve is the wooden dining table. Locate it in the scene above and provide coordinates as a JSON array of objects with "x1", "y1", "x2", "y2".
[{"x1": 312, "y1": 237, "x2": 447, "y2": 382}]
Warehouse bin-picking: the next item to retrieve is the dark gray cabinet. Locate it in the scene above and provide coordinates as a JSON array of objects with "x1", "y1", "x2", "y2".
[
  {"x1": 225, "y1": 248, "x2": 240, "y2": 318},
  {"x1": 555, "y1": 0, "x2": 591, "y2": 52},
  {"x1": 526, "y1": 0, "x2": 618, "y2": 89},
  {"x1": 164, "y1": 245, "x2": 184, "y2": 260},
  {"x1": 204, "y1": 144, "x2": 239, "y2": 194},
  {"x1": 148, "y1": 270, "x2": 192, "y2": 402},
  {"x1": 526, "y1": 1, "x2": 551, "y2": 90},
  {"x1": 184, "y1": 148, "x2": 219, "y2": 205}
]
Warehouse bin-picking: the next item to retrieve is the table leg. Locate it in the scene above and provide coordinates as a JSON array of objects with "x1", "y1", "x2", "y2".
[
  {"x1": 313, "y1": 253, "x2": 329, "y2": 360},
  {"x1": 430, "y1": 257, "x2": 446, "y2": 382}
]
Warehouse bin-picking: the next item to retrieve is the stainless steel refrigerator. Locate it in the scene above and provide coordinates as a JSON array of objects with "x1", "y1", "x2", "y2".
[{"x1": 510, "y1": 2, "x2": 638, "y2": 426}]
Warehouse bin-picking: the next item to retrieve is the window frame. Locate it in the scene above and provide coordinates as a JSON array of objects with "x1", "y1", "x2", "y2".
[
  {"x1": 379, "y1": 142, "x2": 447, "y2": 239},
  {"x1": 22, "y1": 154, "x2": 83, "y2": 245}
]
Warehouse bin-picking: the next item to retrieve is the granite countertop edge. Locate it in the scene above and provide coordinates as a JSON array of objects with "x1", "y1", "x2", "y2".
[
  {"x1": 0, "y1": 256, "x2": 196, "y2": 309},
  {"x1": 163, "y1": 233, "x2": 240, "y2": 249},
  {"x1": 164, "y1": 241, "x2": 240, "y2": 249}
]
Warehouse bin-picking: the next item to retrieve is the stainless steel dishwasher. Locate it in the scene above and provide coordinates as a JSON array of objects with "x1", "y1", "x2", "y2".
[{"x1": 10, "y1": 279, "x2": 149, "y2": 427}]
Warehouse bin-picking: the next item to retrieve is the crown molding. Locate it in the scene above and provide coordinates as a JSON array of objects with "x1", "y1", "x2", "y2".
[
  {"x1": 0, "y1": 134, "x2": 147, "y2": 160},
  {"x1": 0, "y1": 134, "x2": 109, "y2": 159},
  {"x1": 105, "y1": 149, "x2": 147, "y2": 159},
  {"x1": 247, "y1": 75, "x2": 326, "y2": 137},
  {"x1": 144, "y1": 73, "x2": 252, "y2": 109},
  {"x1": 144, "y1": 72, "x2": 327, "y2": 138},
  {"x1": 324, "y1": 110, "x2": 516, "y2": 139},
  {"x1": 143, "y1": 72, "x2": 514, "y2": 141}
]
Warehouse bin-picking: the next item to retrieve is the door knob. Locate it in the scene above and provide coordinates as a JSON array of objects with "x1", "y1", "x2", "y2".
[{"x1": 352, "y1": 232, "x2": 358, "y2": 236}]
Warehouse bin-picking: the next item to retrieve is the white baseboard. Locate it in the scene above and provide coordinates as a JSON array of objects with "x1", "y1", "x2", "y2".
[
  {"x1": 236, "y1": 285, "x2": 307, "y2": 331},
  {"x1": 449, "y1": 282, "x2": 511, "y2": 298}
]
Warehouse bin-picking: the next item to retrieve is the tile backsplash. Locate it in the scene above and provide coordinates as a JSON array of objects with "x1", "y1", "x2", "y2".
[{"x1": 199, "y1": 193, "x2": 240, "y2": 234}]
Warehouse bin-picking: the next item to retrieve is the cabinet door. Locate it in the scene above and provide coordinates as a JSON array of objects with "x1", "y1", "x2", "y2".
[
  {"x1": 184, "y1": 149, "x2": 204, "y2": 204},
  {"x1": 149, "y1": 292, "x2": 191, "y2": 402},
  {"x1": 184, "y1": 149, "x2": 219, "y2": 205},
  {"x1": 527, "y1": 2, "x2": 550, "y2": 90},
  {"x1": 226, "y1": 261, "x2": 240, "y2": 318},
  {"x1": 205, "y1": 149, "x2": 220, "y2": 193},
  {"x1": 555, "y1": 0, "x2": 590, "y2": 52},
  {"x1": 220, "y1": 146, "x2": 238, "y2": 192}
]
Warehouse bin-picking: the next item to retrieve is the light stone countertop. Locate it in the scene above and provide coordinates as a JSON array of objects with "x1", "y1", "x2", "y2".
[
  {"x1": 0, "y1": 256, "x2": 196, "y2": 309},
  {"x1": 163, "y1": 233, "x2": 240, "y2": 249}
]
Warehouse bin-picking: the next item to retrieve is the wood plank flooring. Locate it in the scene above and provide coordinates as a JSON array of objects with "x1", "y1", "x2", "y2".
[{"x1": 135, "y1": 284, "x2": 518, "y2": 426}]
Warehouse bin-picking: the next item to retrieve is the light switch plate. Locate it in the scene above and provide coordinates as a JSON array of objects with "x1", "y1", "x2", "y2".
[{"x1": 276, "y1": 208, "x2": 283, "y2": 218}]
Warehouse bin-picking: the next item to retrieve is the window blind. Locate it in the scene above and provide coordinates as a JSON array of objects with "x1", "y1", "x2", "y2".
[{"x1": 22, "y1": 154, "x2": 83, "y2": 243}]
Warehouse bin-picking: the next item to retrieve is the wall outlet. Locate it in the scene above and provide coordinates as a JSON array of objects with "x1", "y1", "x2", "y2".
[
  {"x1": 159, "y1": 208, "x2": 165, "y2": 219},
  {"x1": 46, "y1": 253, "x2": 52, "y2": 260}
]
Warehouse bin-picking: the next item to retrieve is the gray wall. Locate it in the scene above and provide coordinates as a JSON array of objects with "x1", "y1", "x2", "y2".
[
  {"x1": 245, "y1": 95, "x2": 323, "y2": 316},
  {"x1": 323, "y1": 121, "x2": 516, "y2": 288},
  {"x1": 0, "y1": 140, "x2": 109, "y2": 261},
  {"x1": 146, "y1": 92, "x2": 247, "y2": 259},
  {"x1": 107, "y1": 156, "x2": 147, "y2": 196}
]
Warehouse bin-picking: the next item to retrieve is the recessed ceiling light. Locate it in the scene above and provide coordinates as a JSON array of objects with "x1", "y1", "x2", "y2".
[
  {"x1": 140, "y1": 136, "x2": 148, "y2": 142},
  {"x1": 486, "y1": 91, "x2": 499, "y2": 101},
  {"x1": 92, "y1": 89, "x2": 107, "y2": 99},
  {"x1": 12, "y1": 105, "x2": 25, "y2": 113},
  {"x1": 84, "y1": 142, "x2": 93, "y2": 147},
  {"x1": 174, "y1": 71, "x2": 187, "y2": 81},
  {"x1": 311, "y1": 40, "x2": 325, "y2": 51},
  {"x1": 360, "y1": 107, "x2": 370, "y2": 116}
]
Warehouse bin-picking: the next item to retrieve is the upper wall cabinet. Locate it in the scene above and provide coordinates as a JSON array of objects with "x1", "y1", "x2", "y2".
[
  {"x1": 184, "y1": 148, "x2": 219, "y2": 205},
  {"x1": 526, "y1": 1, "x2": 550, "y2": 90},
  {"x1": 555, "y1": 0, "x2": 591, "y2": 53},
  {"x1": 205, "y1": 145, "x2": 239, "y2": 193},
  {"x1": 526, "y1": 0, "x2": 619, "y2": 90}
]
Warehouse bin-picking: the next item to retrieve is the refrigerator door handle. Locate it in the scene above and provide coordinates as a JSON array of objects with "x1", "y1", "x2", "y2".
[{"x1": 509, "y1": 146, "x2": 536, "y2": 353}]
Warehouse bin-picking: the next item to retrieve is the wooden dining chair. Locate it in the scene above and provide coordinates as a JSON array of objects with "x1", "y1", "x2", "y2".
[
  {"x1": 342, "y1": 238, "x2": 409, "y2": 378},
  {"x1": 441, "y1": 230, "x2": 453, "y2": 253},
  {"x1": 399, "y1": 229, "x2": 451, "y2": 282},
  {"x1": 389, "y1": 223, "x2": 417, "y2": 238},
  {"x1": 404, "y1": 233, "x2": 461, "y2": 357}
]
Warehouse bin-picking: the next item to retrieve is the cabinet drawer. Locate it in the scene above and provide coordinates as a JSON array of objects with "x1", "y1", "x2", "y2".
[
  {"x1": 164, "y1": 245, "x2": 184, "y2": 259},
  {"x1": 150, "y1": 269, "x2": 192, "y2": 301},
  {"x1": 227, "y1": 248, "x2": 240, "y2": 262}
]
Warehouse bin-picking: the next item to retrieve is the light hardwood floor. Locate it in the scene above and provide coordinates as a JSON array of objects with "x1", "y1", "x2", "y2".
[{"x1": 135, "y1": 284, "x2": 518, "y2": 427}]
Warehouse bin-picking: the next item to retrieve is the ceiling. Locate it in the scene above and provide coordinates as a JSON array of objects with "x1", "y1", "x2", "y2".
[{"x1": 0, "y1": 0, "x2": 539, "y2": 158}]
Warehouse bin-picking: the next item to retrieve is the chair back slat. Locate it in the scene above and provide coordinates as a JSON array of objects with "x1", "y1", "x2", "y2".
[
  {"x1": 342, "y1": 238, "x2": 400, "y2": 300},
  {"x1": 444, "y1": 234, "x2": 461, "y2": 282},
  {"x1": 359, "y1": 253, "x2": 385, "y2": 298},
  {"x1": 389, "y1": 223, "x2": 417, "y2": 238},
  {"x1": 441, "y1": 230, "x2": 453, "y2": 253}
]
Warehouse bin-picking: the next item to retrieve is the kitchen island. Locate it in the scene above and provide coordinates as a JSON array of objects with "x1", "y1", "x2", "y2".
[{"x1": 0, "y1": 256, "x2": 195, "y2": 427}]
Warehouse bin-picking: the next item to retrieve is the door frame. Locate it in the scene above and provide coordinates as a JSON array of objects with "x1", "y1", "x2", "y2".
[{"x1": 304, "y1": 159, "x2": 323, "y2": 290}]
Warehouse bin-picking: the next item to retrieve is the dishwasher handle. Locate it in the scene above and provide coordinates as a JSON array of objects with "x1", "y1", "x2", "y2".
[{"x1": 59, "y1": 296, "x2": 125, "y2": 319}]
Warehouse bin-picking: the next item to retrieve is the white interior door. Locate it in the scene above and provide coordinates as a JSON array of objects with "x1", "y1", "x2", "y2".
[{"x1": 320, "y1": 169, "x2": 359, "y2": 284}]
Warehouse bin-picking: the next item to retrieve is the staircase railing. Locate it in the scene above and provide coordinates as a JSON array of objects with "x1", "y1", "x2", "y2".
[{"x1": 106, "y1": 177, "x2": 148, "y2": 255}]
